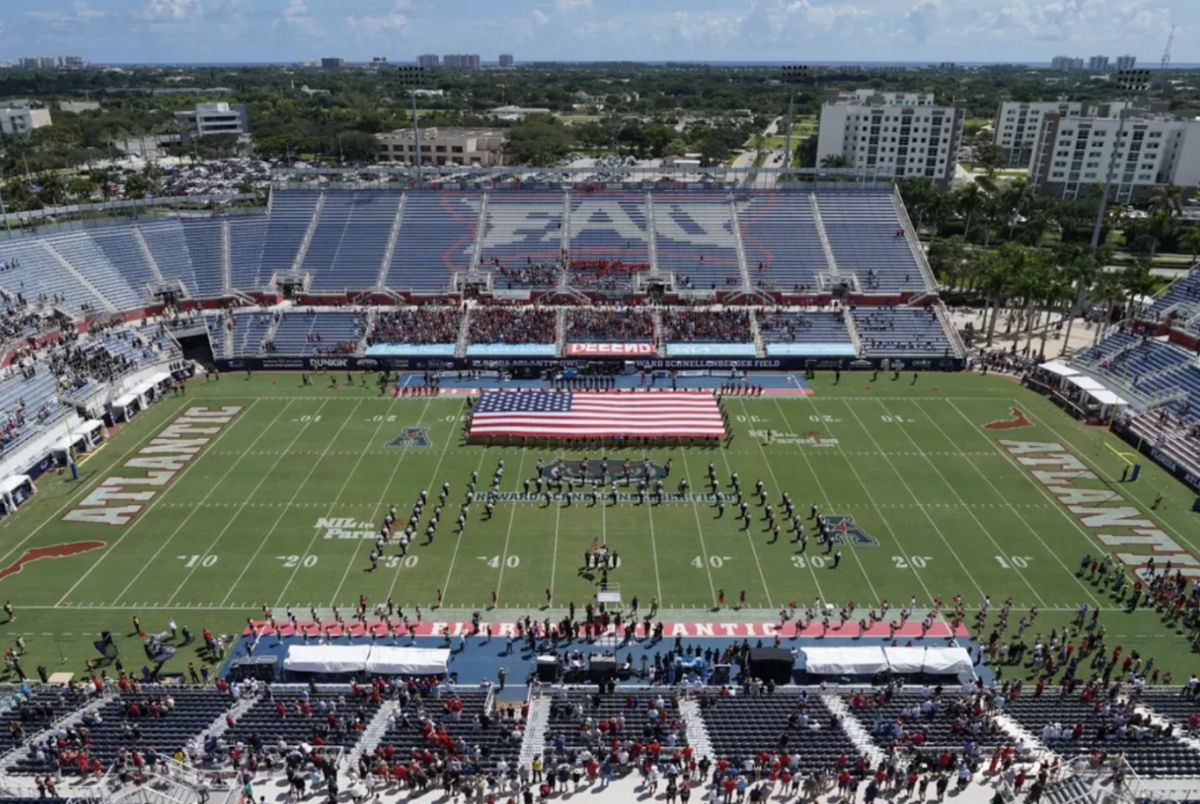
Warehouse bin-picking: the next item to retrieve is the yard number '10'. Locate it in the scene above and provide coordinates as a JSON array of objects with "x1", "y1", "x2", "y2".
[
  {"x1": 995, "y1": 556, "x2": 1033, "y2": 569},
  {"x1": 178, "y1": 555, "x2": 217, "y2": 568}
]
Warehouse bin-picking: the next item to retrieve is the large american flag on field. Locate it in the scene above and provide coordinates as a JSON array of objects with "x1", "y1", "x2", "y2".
[{"x1": 469, "y1": 390, "x2": 726, "y2": 438}]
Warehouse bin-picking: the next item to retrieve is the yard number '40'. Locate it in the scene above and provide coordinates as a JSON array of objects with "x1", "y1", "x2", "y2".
[{"x1": 693, "y1": 556, "x2": 732, "y2": 568}]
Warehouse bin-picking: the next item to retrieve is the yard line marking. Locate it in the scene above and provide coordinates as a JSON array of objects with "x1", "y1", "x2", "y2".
[
  {"x1": 326, "y1": 395, "x2": 431, "y2": 607},
  {"x1": 644, "y1": 495, "x2": 665, "y2": 606},
  {"x1": 548, "y1": 505, "x2": 562, "y2": 604},
  {"x1": 937, "y1": 399, "x2": 1114, "y2": 608},
  {"x1": 708, "y1": 406, "x2": 777, "y2": 607},
  {"x1": 803, "y1": 397, "x2": 937, "y2": 605},
  {"x1": 839, "y1": 400, "x2": 987, "y2": 600},
  {"x1": 166, "y1": 400, "x2": 337, "y2": 606},
  {"x1": 128, "y1": 400, "x2": 308, "y2": 605},
  {"x1": 250, "y1": 399, "x2": 368, "y2": 608},
  {"x1": 768, "y1": 399, "x2": 875, "y2": 604},
  {"x1": 675, "y1": 449, "x2": 723, "y2": 609},
  {"x1": 493, "y1": 450, "x2": 528, "y2": 603},
  {"x1": 1015, "y1": 400, "x2": 1200, "y2": 558},
  {"x1": 0, "y1": 397, "x2": 194, "y2": 571},
  {"x1": 56, "y1": 399, "x2": 264, "y2": 607},
  {"x1": 419, "y1": 413, "x2": 487, "y2": 608},
  {"x1": 877, "y1": 400, "x2": 1048, "y2": 608}
]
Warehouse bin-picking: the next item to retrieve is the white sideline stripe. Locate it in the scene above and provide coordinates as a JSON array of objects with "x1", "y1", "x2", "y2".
[{"x1": 56, "y1": 399, "x2": 264, "y2": 606}]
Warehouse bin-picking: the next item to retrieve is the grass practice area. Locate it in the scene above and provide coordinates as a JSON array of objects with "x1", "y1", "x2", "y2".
[{"x1": 1, "y1": 372, "x2": 1197, "y2": 679}]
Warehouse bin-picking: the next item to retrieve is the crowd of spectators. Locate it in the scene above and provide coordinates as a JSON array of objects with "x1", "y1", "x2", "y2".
[
  {"x1": 469, "y1": 308, "x2": 556, "y2": 345},
  {"x1": 565, "y1": 309, "x2": 654, "y2": 343},
  {"x1": 494, "y1": 261, "x2": 562, "y2": 289},
  {"x1": 661, "y1": 309, "x2": 751, "y2": 343},
  {"x1": 370, "y1": 308, "x2": 464, "y2": 346}
]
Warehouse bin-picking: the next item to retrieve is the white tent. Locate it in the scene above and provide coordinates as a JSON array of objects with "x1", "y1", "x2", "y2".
[
  {"x1": 1065, "y1": 376, "x2": 1106, "y2": 392},
  {"x1": 283, "y1": 644, "x2": 372, "y2": 674},
  {"x1": 1089, "y1": 390, "x2": 1129, "y2": 407},
  {"x1": 364, "y1": 647, "x2": 449, "y2": 675},
  {"x1": 883, "y1": 647, "x2": 974, "y2": 675},
  {"x1": 1038, "y1": 361, "x2": 1079, "y2": 377},
  {"x1": 803, "y1": 646, "x2": 887, "y2": 675}
]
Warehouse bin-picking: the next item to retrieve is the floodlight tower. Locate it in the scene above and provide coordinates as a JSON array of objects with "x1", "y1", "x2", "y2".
[
  {"x1": 397, "y1": 65, "x2": 427, "y2": 189},
  {"x1": 781, "y1": 65, "x2": 809, "y2": 182},
  {"x1": 1160, "y1": 24, "x2": 1175, "y2": 82}
]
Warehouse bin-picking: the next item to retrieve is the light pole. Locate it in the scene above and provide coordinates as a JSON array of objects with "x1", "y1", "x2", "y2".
[
  {"x1": 781, "y1": 65, "x2": 809, "y2": 183},
  {"x1": 397, "y1": 65, "x2": 427, "y2": 189}
]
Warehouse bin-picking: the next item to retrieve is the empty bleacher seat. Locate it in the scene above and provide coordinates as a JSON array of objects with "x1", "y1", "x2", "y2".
[
  {"x1": 229, "y1": 217, "x2": 270, "y2": 290},
  {"x1": 654, "y1": 196, "x2": 741, "y2": 288},
  {"x1": 267, "y1": 312, "x2": 364, "y2": 356},
  {"x1": 479, "y1": 194, "x2": 564, "y2": 270},
  {"x1": 259, "y1": 189, "x2": 322, "y2": 282},
  {"x1": 182, "y1": 220, "x2": 225, "y2": 297},
  {"x1": 853, "y1": 307, "x2": 953, "y2": 357},
  {"x1": 738, "y1": 195, "x2": 828, "y2": 292},
  {"x1": 387, "y1": 193, "x2": 479, "y2": 291},
  {"x1": 140, "y1": 222, "x2": 197, "y2": 292},
  {"x1": 698, "y1": 691, "x2": 857, "y2": 774},
  {"x1": 816, "y1": 194, "x2": 927, "y2": 292}
]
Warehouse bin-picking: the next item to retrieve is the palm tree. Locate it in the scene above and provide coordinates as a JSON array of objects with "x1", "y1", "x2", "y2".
[
  {"x1": 1000, "y1": 178, "x2": 1035, "y2": 242},
  {"x1": 1121, "y1": 260, "x2": 1156, "y2": 318},
  {"x1": 1146, "y1": 208, "x2": 1178, "y2": 259},
  {"x1": 1181, "y1": 226, "x2": 1200, "y2": 261},
  {"x1": 1149, "y1": 184, "x2": 1184, "y2": 217},
  {"x1": 980, "y1": 246, "x2": 1021, "y2": 347},
  {"x1": 1055, "y1": 244, "x2": 1098, "y2": 356},
  {"x1": 927, "y1": 236, "x2": 968, "y2": 290},
  {"x1": 954, "y1": 183, "x2": 985, "y2": 244},
  {"x1": 1091, "y1": 270, "x2": 1126, "y2": 345}
]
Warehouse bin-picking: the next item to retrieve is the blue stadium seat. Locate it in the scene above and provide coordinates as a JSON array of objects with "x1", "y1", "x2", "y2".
[
  {"x1": 738, "y1": 195, "x2": 827, "y2": 292},
  {"x1": 387, "y1": 193, "x2": 480, "y2": 292}
]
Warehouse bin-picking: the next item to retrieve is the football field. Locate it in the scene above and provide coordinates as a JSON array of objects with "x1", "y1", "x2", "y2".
[{"x1": 1, "y1": 371, "x2": 1197, "y2": 678}]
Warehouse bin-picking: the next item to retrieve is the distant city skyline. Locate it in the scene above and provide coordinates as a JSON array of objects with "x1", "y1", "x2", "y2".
[{"x1": 0, "y1": 0, "x2": 1189, "y2": 66}]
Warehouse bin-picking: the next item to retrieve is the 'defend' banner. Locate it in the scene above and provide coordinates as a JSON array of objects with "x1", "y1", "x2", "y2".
[
  {"x1": 766, "y1": 343, "x2": 858, "y2": 357},
  {"x1": 366, "y1": 344, "x2": 457, "y2": 357},
  {"x1": 466, "y1": 344, "x2": 558, "y2": 357},
  {"x1": 667, "y1": 343, "x2": 758, "y2": 358},
  {"x1": 566, "y1": 343, "x2": 654, "y2": 357}
]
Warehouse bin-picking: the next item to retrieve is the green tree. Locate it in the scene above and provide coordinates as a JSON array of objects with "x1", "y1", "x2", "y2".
[
  {"x1": 820, "y1": 154, "x2": 848, "y2": 168},
  {"x1": 333, "y1": 130, "x2": 379, "y2": 163},
  {"x1": 1179, "y1": 226, "x2": 1200, "y2": 260},
  {"x1": 503, "y1": 114, "x2": 572, "y2": 166}
]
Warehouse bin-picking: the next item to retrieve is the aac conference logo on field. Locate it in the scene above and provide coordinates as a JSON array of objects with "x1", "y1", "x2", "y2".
[{"x1": 386, "y1": 428, "x2": 432, "y2": 448}]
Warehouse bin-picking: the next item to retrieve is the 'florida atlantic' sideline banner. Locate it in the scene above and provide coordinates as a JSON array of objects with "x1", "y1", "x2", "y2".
[{"x1": 667, "y1": 343, "x2": 757, "y2": 357}]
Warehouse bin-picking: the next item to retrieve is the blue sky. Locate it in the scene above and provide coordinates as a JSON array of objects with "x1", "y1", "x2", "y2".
[{"x1": 0, "y1": 0, "x2": 1190, "y2": 65}]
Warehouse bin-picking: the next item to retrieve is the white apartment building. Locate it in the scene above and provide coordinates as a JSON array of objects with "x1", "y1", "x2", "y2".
[
  {"x1": 994, "y1": 100, "x2": 1132, "y2": 168},
  {"x1": 1115, "y1": 55, "x2": 1137, "y2": 71},
  {"x1": 442, "y1": 54, "x2": 481, "y2": 70},
  {"x1": 417, "y1": 54, "x2": 439, "y2": 69},
  {"x1": 1030, "y1": 111, "x2": 1200, "y2": 202},
  {"x1": 1088, "y1": 56, "x2": 1110, "y2": 71},
  {"x1": 816, "y1": 90, "x2": 964, "y2": 184},
  {"x1": 0, "y1": 106, "x2": 52, "y2": 135},
  {"x1": 376, "y1": 127, "x2": 507, "y2": 166},
  {"x1": 173, "y1": 102, "x2": 250, "y2": 141},
  {"x1": 499, "y1": 54, "x2": 514, "y2": 68}
]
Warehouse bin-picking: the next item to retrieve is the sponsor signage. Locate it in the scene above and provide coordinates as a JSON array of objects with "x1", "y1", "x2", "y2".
[
  {"x1": 998, "y1": 439, "x2": 1200, "y2": 577},
  {"x1": 566, "y1": 343, "x2": 654, "y2": 357},
  {"x1": 63, "y1": 406, "x2": 243, "y2": 526},
  {"x1": 766, "y1": 344, "x2": 858, "y2": 357},
  {"x1": 466, "y1": 344, "x2": 559, "y2": 358},
  {"x1": 667, "y1": 343, "x2": 758, "y2": 357},
  {"x1": 365, "y1": 344, "x2": 457, "y2": 357},
  {"x1": 1111, "y1": 420, "x2": 1200, "y2": 494}
]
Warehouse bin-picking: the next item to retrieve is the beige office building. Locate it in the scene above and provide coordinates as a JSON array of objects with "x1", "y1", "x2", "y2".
[{"x1": 376, "y1": 127, "x2": 507, "y2": 166}]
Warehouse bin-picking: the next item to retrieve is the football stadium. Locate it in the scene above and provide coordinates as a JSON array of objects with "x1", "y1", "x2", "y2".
[{"x1": 0, "y1": 182, "x2": 1198, "y2": 804}]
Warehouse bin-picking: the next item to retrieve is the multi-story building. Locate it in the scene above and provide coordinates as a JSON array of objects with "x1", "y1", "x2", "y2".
[
  {"x1": 320, "y1": 57, "x2": 345, "y2": 70},
  {"x1": 1029, "y1": 110, "x2": 1200, "y2": 202},
  {"x1": 19, "y1": 56, "x2": 57, "y2": 70},
  {"x1": 1115, "y1": 55, "x2": 1137, "y2": 71},
  {"x1": 375, "y1": 126, "x2": 507, "y2": 166},
  {"x1": 417, "y1": 54, "x2": 439, "y2": 69},
  {"x1": 58, "y1": 56, "x2": 87, "y2": 69},
  {"x1": 1050, "y1": 55, "x2": 1085, "y2": 71},
  {"x1": 815, "y1": 89, "x2": 964, "y2": 184},
  {"x1": 993, "y1": 100, "x2": 1133, "y2": 168},
  {"x1": 442, "y1": 54, "x2": 481, "y2": 70},
  {"x1": 1087, "y1": 55, "x2": 1110, "y2": 71},
  {"x1": 499, "y1": 54, "x2": 514, "y2": 68},
  {"x1": 0, "y1": 105, "x2": 52, "y2": 135},
  {"x1": 173, "y1": 102, "x2": 250, "y2": 141}
]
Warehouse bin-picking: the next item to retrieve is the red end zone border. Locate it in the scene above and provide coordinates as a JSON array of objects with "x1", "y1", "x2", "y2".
[{"x1": 244, "y1": 620, "x2": 968, "y2": 639}]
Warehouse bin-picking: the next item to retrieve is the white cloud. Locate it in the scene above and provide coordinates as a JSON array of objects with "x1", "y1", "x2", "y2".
[
  {"x1": 282, "y1": 0, "x2": 322, "y2": 35},
  {"x1": 532, "y1": 9, "x2": 550, "y2": 24},
  {"x1": 346, "y1": 0, "x2": 411, "y2": 32},
  {"x1": 903, "y1": 0, "x2": 943, "y2": 43},
  {"x1": 28, "y1": 1, "x2": 111, "y2": 26},
  {"x1": 555, "y1": 0, "x2": 592, "y2": 11}
]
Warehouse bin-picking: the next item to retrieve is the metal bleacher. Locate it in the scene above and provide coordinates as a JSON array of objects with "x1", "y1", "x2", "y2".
[
  {"x1": 816, "y1": 194, "x2": 927, "y2": 292},
  {"x1": 386, "y1": 192, "x2": 479, "y2": 291},
  {"x1": 478, "y1": 194, "x2": 564, "y2": 268},
  {"x1": 738, "y1": 195, "x2": 828, "y2": 292},
  {"x1": 140, "y1": 221, "x2": 198, "y2": 293},
  {"x1": 182, "y1": 219, "x2": 226, "y2": 297},
  {"x1": 269, "y1": 312, "x2": 363, "y2": 356},
  {"x1": 229, "y1": 216, "x2": 270, "y2": 290},
  {"x1": 654, "y1": 195, "x2": 741, "y2": 288},
  {"x1": 568, "y1": 194, "x2": 651, "y2": 268},
  {"x1": 853, "y1": 306, "x2": 954, "y2": 357}
]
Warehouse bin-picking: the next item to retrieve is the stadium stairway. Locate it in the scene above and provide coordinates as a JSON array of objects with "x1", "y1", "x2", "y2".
[
  {"x1": 455, "y1": 309, "x2": 472, "y2": 358},
  {"x1": 378, "y1": 194, "x2": 407, "y2": 289},
  {"x1": 42, "y1": 241, "x2": 117, "y2": 312},
  {"x1": 892, "y1": 189, "x2": 939, "y2": 290},
  {"x1": 645, "y1": 192, "x2": 661, "y2": 274},
  {"x1": 472, "y1": 193, "x2": 489, "y2": 269},
  {"x1": 291, "y1": 191, "x2": 326, "y2": 273},
  {"x1": 132, "y1": 227, "x2": 166, "y2": 283},
  {"x1": 749, "y1": 310, "x2": 766, "y2": 358},
  {"x1": 845, "y1": 308, "x2": 865, "y2": 354},
  {"x1": 809, "y1": 195, "x2": 840, "y2": 278},
  {"x1": 677, "y1": 696, "x2": 714, "y2": 759},
  {"x1": 729, "y1": 196, "x2": 752, "y2": 288},
  {"x1": 556, "y1": 308, "x2": 567, "y2": 356},
  {"x1": 201, "y1": 690, "x2": 255, "y2": 742},
  {"x1": 822, "y1": 693, "x2": 885, "y2": 767},
  {"x1": 518, "y1": 694, "x2": 551, "y2": 768},
  {"x1": 349, "y1": 698, "x2": 396, "y2": 769}
]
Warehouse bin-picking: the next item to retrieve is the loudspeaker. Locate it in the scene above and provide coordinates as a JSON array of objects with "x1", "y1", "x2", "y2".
[
  {"x1": 748, "y1": 648, "x2": 793, "y2": 684},
  {"x1": 536, "y1": 656, "x2": 559, "y2": 683},
  {"x1": 588, "y1": 657, "x2": 617, "y2": 682}
]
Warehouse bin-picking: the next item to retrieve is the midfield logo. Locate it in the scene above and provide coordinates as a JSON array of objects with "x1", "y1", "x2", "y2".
[
  {"x1": 823, "y1": 515, "x2": 880, "y2": 547},
  {"x1": 386, "y1": 427, "x2": 432, "y2": 448},
  {"x1": 554, "y1": 457, "x2": 667, "y2": 482}
]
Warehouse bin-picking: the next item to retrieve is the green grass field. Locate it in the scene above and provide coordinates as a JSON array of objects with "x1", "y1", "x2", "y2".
[{"x1": 0, "y1": 371, "x2": 1196, "y2": 680}]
